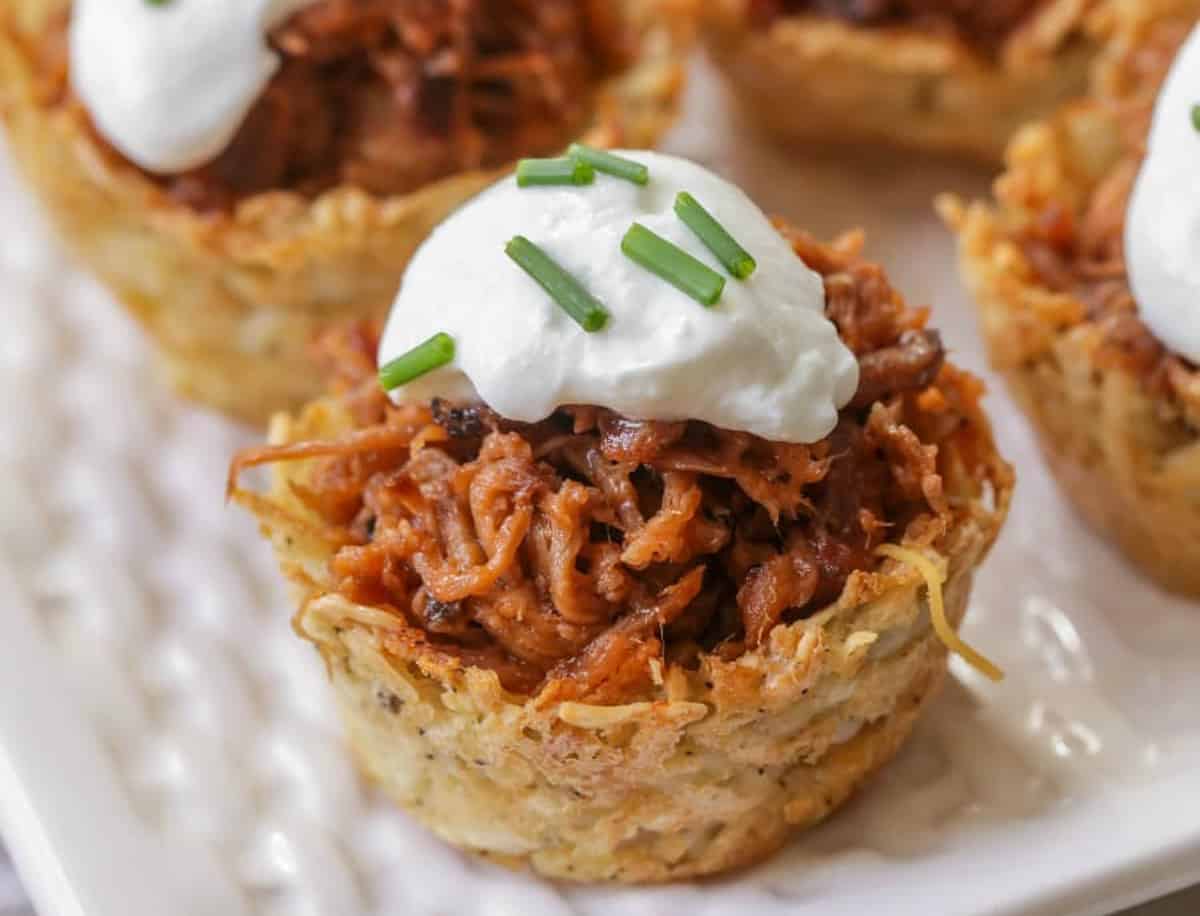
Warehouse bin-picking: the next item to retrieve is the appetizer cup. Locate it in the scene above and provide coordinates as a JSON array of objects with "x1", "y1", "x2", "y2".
[
  {"x1": 941, "y1": 1, "x2": 1200, "y2": 596},
  {"x1": 231, "y1": 152, "x2": 1013, "y2": 881},
  {"x1": 0, "y1": 0, "x2": 691, "y2": 422},
  {"x1": 702, "y1": 0, "x2": 1110, "y2": 162}
]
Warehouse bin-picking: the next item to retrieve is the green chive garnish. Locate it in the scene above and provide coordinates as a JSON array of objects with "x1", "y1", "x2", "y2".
[
  {"x1": 674, "y1": 192, "x2": 757, "y2": 280},
  {"x1": 378, "y1": 332, "x2": 456, "y2": 391},
  {"x1": 620, "y1": 223, "x2": 726, "y2": 307},
  {"x1": 1191, "y1": 104, "x2": 1200, "y2": 132},
  {"x1": 568, "y1": 144, "x2": 649, "y2": 185},
  {"x1": 505, "y1": 236, "x2": 609, "y2": 332},
  {"x1": 516, "y1": 157, "x2": 594, "y2": 187}
]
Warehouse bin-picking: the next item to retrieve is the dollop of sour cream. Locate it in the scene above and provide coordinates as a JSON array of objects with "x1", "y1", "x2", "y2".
[
  {"x1": 379, "y1": 151, "x2": 860, "y2": 444},
  {"x1": 69, "y1": 0, "x2": 317, "y2": 174},
  {"x1": 1125, "y1": 24, "x2": 1200, "y2": 364}
]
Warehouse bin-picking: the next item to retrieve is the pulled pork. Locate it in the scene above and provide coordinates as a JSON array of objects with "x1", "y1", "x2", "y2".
[
  {"x1": 41, "y1": 1, "x2": 628, "y2": 210},
  {"x1": 1013, "y1": 20, "x2": 1199, "y2": 405},
  {"x1": 232, "y1": 232, "x2": 992, "y2": 699},
  {"x1": 749, "y1": 0, "x2": 1045, "y2": 51}
]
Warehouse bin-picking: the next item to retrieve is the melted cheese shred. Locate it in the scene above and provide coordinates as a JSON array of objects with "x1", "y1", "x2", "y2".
[{"x1": 875, "y1": 544, "x2": 1004, "y2": 682}]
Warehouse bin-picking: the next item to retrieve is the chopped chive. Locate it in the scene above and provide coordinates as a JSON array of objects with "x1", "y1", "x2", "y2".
[
  {"x1": 621, "y1": 223, "x2": 726, "y2": 307},
  {"x1": 1191, "y1": 104, "x2": 1200, "y2": 132},
  {"x1": 568, "y1": 144, "x2": 649, "y2": 185},
  {"x1": 378, "y1": 332, "x2": 456, "y2": 391},
  {"x1": 516, "y1": 157, "x2": 594, "y2": 187},
  {"x1": 674, "y1": 192, "x2": 757, "y2": 280},
  {"x1": 505, "y1": 236, "x2": 609, "y2": 332}
]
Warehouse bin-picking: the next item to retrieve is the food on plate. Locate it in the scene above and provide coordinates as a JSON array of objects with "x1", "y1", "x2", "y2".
[
  {"x1": 702, "y1": 0, "x2": 1111, "y2": 161},
  {"x1": 0, "y1": 0, "x2": 690, "y2": 421},
  {"x1": 229, "y1": 151, "x2": 1013, "y2": 881},
  {"x1": 941, "y1": 1, "x2": 1200, "y2": 595}
]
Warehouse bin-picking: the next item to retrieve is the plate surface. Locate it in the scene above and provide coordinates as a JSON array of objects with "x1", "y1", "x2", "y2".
[{"x1": 1, "y1": 58, "x2": 1198, "y2": 916}]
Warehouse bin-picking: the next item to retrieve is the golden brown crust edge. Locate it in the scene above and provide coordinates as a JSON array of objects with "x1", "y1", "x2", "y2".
[
  {"x1": 702, "y1": 0, "x2": 1110, "y2": 163},
  {"x1": 940, "y1": 0, "x2": 1200, "y2": 597},
  {"x1": 0, "y1": 0, "x2": 693, "y2": 423},
  {"x1": 239, "y1": 373, "x2": 1012, "y2": 882}
]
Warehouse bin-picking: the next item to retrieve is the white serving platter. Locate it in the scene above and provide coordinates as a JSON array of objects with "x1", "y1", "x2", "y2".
[{"x1": 0, "y1": 57, "x2": 1198, "y2": 916}]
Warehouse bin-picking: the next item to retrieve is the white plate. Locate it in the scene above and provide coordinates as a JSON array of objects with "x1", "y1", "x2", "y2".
[{"x1": 1, "y1": 57, "x2": 1198, "y2": 916}]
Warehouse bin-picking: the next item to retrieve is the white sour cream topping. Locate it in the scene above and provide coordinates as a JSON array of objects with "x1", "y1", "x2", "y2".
[
  {"x1": 69, "y1": 0, "x2": 318, "y2": 174},
  {"x1": 1125, "y1": 24, "x2": 1200, "y2": 364},
  {"x1": 379, "y1": 151, "x2": 860, "y2": 444}
]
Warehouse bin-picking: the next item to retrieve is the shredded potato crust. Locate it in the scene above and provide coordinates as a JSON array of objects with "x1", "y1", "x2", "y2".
[{"x1": 748, "y1": 0, "x2": 1047, "y2": 53}]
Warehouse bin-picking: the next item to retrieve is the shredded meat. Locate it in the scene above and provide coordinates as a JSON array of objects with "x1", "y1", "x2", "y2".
[
  {"x1": 1013, "y1": 21, "x2": 1199, "y2": 405},
  {"x1": 749, "y1": 0, "x2": 1045, "y2": 51},
  {"x1": 41, "y1": 1, "x2": 629, "y2": 210},
  {"x1": 851, "y1": 329, "x2": 945, "y2": 409},
  {"x1": 230, "y1": 233, "x2": 988, "y2": 697}
]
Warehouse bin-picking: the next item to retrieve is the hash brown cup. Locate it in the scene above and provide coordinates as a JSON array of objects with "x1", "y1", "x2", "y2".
[
  {"x1": 704, "y1": 0, "x2": 1112, "y2": 162},
  {"x1": 0, "y1": 0, "x2": 692, "y2": 422},
  {"x1": 231, "y1": 229, "x2": 1014, "y2": 882},
  {"x1": 941, "y1": 0, "x2": 1200, "y2": 595}
]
